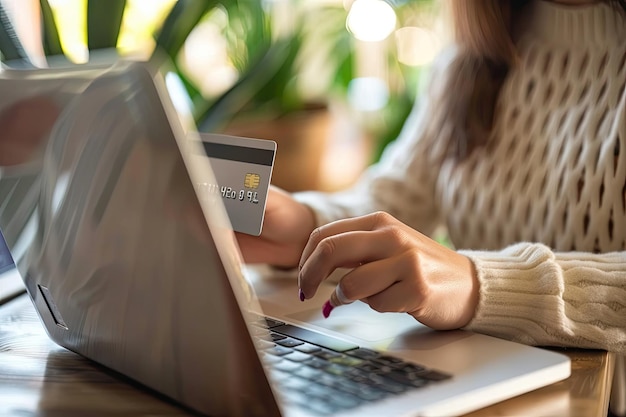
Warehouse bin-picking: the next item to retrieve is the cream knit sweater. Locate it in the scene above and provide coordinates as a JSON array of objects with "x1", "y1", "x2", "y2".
[{"x1": 296, "y1": 0, "x2": 626, "y2": 355}]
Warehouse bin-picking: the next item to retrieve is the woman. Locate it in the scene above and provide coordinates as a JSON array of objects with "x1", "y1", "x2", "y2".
[{"x1": 236, "y1": 0, "x2": 626, "y2": 414}]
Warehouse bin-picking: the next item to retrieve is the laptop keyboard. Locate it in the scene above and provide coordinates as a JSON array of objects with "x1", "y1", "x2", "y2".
[{"x1": 251, "y1": 316, "x2": 451, "y2": 416}]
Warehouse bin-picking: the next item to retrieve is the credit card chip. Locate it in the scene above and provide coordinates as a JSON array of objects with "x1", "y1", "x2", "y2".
[{"x1": 244, "y1": 173, "x2": 261, "y2": 189}]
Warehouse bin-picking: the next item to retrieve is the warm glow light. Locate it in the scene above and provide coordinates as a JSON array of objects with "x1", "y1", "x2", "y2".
[
  {"x1": 346, "y1": 0, "x2": 396, "y2": 42},
  {"x1": 180, "y1": 21, "x2": 238, "y2": 97},
  {"x1": 47, "y1": 0, "x2": 88, "y2": 63},
  {"x1": 47, "y1": 0, "x2": 176, "y2": 62},
  {"x1": 395, "y1": 26, "x2": 441, "y2": 67},
  {"x1": 118, "y1": 0, "x2": 177, "y2": 58},
  {"x1": 347, "y1": 77, "x2": 389, "y2": 112},
  {"x1": 165, "y1": 72, "x2": 194, "y2": 118}
]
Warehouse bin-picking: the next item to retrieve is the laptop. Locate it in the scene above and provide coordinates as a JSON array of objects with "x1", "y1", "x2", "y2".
[
  {"x1": 0, "y1": 230, "x2": 24, "y2": 304},
  {"x1": 0, "y1": 60, "x2": 571, "y2": 417}
]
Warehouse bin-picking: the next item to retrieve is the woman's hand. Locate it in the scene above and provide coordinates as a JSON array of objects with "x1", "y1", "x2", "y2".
[
  {"x1": 236, "y1": 186, "x2": 316, "y2": 268},
  {"x1": 298, "y1": 211, "x2": 479, "y2": 330},
  {"x1": 0, "y1": 96, "x2": 59, "y2": 166}
]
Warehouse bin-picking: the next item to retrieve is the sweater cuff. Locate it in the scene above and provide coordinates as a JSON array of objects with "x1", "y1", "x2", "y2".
[
  {"x1": 459, "y1": 243, "x2": 565, "y2": 346},
  {"x1": 293, "y1": 191, "x2": 344, "y2": 227}
]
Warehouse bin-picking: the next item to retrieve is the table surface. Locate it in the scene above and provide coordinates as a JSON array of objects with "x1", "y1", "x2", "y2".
[{"x1": 0, "y1": 293, "x2": 614, "y2": 417}]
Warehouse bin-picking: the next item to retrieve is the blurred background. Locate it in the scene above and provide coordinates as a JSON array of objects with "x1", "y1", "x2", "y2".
[{"x1": 0, "y1": 0, "x2": 447, "y2": 192}]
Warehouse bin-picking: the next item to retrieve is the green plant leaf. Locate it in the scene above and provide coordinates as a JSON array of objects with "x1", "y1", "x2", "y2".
[
  {"x1": 87, "y1": 0, "x2": 126, "y2": 52},
  {"x1": 153, "y1": 0, "x2": 219, "y2": 60},
  {"x1": 196, "y1": 36, "x2": 299, "y2": 132},
  {"x1": 39, "y1": 0, "x2": 64, "y2": 58},
  {"x1": 221, "y1": 0, "x2": 270, "y2": 71},
  {"x1": 0, "y1": 3, "x2": 32, "y2": 65},
  {"x1": 250, "y1": 33, "x2": 302, "y2": 111},
  {"x1": 151, "y1": 0, "x2": 222, "y2": 112},
  {"x1": 372, "y1": 91, "x2": 414, "y2": 163},
  {"x1": 155, "y1": 0, "x2": 277, "y2": 127},
  {"x1": 170, "y1": 57, "x2": 203, "y2": 111}
]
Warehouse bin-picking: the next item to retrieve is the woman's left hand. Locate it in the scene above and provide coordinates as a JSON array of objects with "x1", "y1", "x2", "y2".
[{"x1": 298, "y1": 211, "x2": 479, "y2": 330}]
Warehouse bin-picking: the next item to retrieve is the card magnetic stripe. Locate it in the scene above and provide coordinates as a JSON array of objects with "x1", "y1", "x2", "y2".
[{"x1": 201, "y1": 142, "x2": 274, "y2": 166}]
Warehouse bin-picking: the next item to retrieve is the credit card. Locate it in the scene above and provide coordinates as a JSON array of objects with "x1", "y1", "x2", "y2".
[{"x1": 195, "y1": 133, "x2": 276, "y2": 236}]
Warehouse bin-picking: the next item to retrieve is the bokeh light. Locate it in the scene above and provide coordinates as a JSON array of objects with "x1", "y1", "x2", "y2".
[
  {"x1": 395, "y1": 26, "x2": 441, "y2": 67},
  {"x1": 346, "y1": 0, "x2": 396, "y2": 42}
]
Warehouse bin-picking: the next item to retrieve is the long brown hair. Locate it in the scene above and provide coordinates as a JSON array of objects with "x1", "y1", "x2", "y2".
[{"x1": 437, "y1": 0, "x2": 626, "y2": 161}]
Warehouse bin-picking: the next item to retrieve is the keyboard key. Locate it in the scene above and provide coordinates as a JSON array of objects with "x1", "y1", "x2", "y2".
[
  {"x1": 272, "y1": 324, "x2": 359, "y2": 352},
  {"x1": 371, "y1": 378, "x2": 409, "y2": 394},
  {"x1": 307, "y1": 399, "x2": 340, "y2": 416},
  {"x1": 292, "y1": 366, "x2": 323, "y2": 380},
  {"x1": 261, "y1": 353, "x2": 282, "y2": 365},
  {"x1": 270, "y1": 332, "x2": 287, "y2": 342},
  {"x1": 373, "y1": 355, "x2": 406, "y2": 367},
  {"x1": 322, "y1": 363, "x2": 350, "y2": 376},
  {"x1": 346, "y1": 348, "x2": 380, "y2": 359},
  {"x1": 294, "y1": 343, "x2": 321, "y2": 354},
  {"x1": 283, "y1": 351, "x2": 313, "y2": 363},
  {"x1": 266, "y1": 345, "x2": 294, "y2": 356},
  {"x1": 275, "y1": 337, "x2": 304, "y2": 348},
  {"x1": 402, "y1": 363, "x2": 427, "y2": 373},
  {"x1": 385, "y1": 370, "x2": 429, "y2": 387},
  {"x1": 356, "y1": 362, "x2": 387, "y2": 373},
  {"x1": 283, "y1": 375, "x2": 311, "y2": 392},
  {"x1": 419, "y1": 369, "x2": 452, "y2": 381},
  {"x1": 307, "y1": 357, "x2": 331, "y2": 369},
  {"x1": 265, "y1": 317, "x2": 285, "y2": 328},
  {"x1": 329, "y1": 355, "x2": 364, "y2": 367},
  {"x1": 313, "y1": 350, "x2": 342, "y2": 360},
  {"x1": 273, "y1": 360, "x2": 302, "y2": 372},
  {"x1": 326, "y1": 393, "x2": 363, "y2": 410},
  {"x1": 305, "y1": 382, "x2": 336, "y2": 399}
]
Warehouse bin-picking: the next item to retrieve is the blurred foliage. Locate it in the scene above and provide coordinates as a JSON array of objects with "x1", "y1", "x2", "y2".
[
  {"x1": 0, "y1": 0, "x2": 303, "y2": 133},
  {"x1": 0, "y1": 2, "x2": 32, "y2": 66},
  {"x1": 0, "y1": 0, "x2": 442, "y2": 161},
  {"x1": 369, "y1": 0, "x2": 441, "y2": 162}
]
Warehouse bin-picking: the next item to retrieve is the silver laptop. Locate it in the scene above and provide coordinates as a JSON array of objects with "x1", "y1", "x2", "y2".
[
  {"x1": 0, "y1": 230, "x2": 23, "y2": 304},
  {"x1": 0, "y1": 60, "x2": 570, "y2": 417}
]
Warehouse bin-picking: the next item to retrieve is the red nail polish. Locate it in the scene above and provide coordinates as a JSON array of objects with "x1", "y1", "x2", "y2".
[
  {"x1": 322, "y1": 300, "x2": 334, "y2": 318},
  {"x1": 299, "y1": 289, "x2": 305, "y2": 302}
]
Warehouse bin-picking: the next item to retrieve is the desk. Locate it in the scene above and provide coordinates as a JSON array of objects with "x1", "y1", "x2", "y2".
[{"x1": 0, "y1": 294, "x2": 614, "y2": 417}]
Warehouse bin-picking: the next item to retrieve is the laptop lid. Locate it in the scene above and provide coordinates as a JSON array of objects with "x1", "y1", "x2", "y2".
[
  {"x1": 0, "y1": 227, "x2": 24, "y2": 304},
  {"x1": 0, "y1": 60, "x2": 281, "y2": 416},
  {"x1": 0, "y1": 229, "x2": 14, "y2": 275}
]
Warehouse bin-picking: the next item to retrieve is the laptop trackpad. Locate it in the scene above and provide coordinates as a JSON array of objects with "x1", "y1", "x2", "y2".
[{"x1": 286, "y1": 301, "x2": 428, "y2": 343}]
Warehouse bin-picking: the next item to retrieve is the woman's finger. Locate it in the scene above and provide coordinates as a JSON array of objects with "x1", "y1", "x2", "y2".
[
  {"x1": 299, "y1": 212, "x2": 392, "y2": 270},
  {"x1": 364, "y1": 280, "x2": 421, "y2": 314},
  {"x1": 333, "y1": 257, "x2": 402, "y2": 304},
  {"x1": 299, "y1": 228, "x2": 396, "y2": 298}
]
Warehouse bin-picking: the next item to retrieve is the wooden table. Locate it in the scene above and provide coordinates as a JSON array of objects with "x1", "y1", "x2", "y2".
[{"x1": 0, "y1": 293, "x2": 614, "y2": 417}]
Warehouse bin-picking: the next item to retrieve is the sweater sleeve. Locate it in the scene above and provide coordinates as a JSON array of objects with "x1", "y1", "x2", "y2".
[
  {"x1": 461, "y1": 242, "x2": 626, "y2": 354},
  {"x1": 293, "y1": 48, "x2": 458, "y2": 235}
]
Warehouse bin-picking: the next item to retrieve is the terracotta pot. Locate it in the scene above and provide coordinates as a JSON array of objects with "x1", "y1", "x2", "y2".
[
  {"x1": 221, "y1": 108, "x2": 331, "y2": 192},
  {"x1": 221, "y1": 105, "x2": 371, "y2": 192}
]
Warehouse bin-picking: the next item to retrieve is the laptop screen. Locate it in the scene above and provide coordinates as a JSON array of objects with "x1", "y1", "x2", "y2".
[{"x1": 0, "y1": 229, "x2": 14, "y2": 275}]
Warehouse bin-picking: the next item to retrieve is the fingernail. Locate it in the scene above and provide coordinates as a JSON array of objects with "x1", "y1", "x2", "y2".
[
  {"x1": 322, "y1": 300, "x2": 334, "y2": 318},
  {"x1": 299, "y1": 289, "x2": 305, "y2": 302}
]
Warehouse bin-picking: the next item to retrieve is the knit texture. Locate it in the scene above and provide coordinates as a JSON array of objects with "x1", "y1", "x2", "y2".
[{"x1": 295, "y1": 0, "x2": 626, "y2": 354}]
